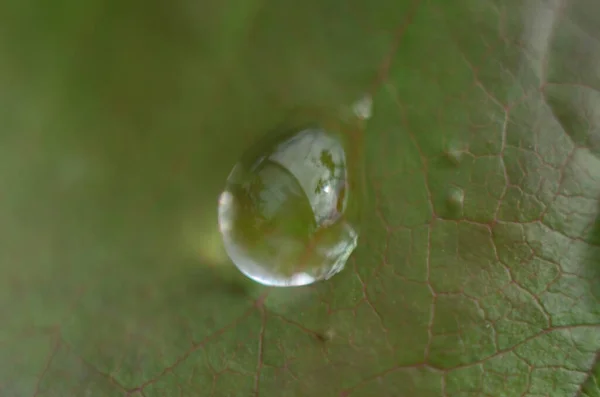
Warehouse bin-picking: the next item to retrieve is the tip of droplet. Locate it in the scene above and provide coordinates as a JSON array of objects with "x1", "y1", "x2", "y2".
[{"x1": 351, "y1": 94, "x2": 373, "y2": 120}]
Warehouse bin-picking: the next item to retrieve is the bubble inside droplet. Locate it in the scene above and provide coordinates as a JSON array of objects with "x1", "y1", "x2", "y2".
[{"x1": 218, "y1": 126, "x2": 359, "y2": 287}]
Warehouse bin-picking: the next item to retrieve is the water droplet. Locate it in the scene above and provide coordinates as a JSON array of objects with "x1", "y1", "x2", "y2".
[
  {"x1": 444, "y1": 145, "x2": 464, "y2": 166},
  {"x1": 324, "y1": 328, "x2": 335, "y2": 340},
  {"x1": 218, "y1": 126, "x2": 359, "y2": 287},
  {"x1": 446, "y1": 186, "x2": 465, "y2": 214},
  {"x1": 351, "y1": 94, "x2": 373, "y2": 120}
]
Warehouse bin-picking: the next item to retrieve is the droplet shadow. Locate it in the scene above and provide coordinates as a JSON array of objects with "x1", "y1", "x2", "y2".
[{"x1": 177, "y1": 258, "x2": 259, "y2": 301}]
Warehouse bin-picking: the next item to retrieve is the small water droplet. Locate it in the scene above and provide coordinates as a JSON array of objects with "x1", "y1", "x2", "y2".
[
  {"x1": 446, "y1": 186, "x2": 465, "y2": 213},
  {"x1": 324, "y1": 328, "x2": 335, "y2": 340},
  {"x1": 444, "y1": 146, "x2": 464, "y2": 166},
  {"x1": 351, "y1": 94, "x2": 373, "y2": 120},
  {"x1": 218, "y1": 126, "x2": 359, "y2": 287}
]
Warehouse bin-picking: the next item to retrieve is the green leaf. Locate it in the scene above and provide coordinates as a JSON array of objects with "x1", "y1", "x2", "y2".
[
  {"x1": 578, "y1": 356, "x2": 600, "y2": 397},
  {"x1": 1, "y1": 0, "x2": 599, "y2": 396}
]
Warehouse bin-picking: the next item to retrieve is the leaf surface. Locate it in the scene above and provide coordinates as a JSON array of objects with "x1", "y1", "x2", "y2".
[{"x1": 0, "y1": 0, "x2": 599, "y2": 396}]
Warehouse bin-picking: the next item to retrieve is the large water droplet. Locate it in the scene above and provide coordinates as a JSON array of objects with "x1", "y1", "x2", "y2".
[{"x1": 218, "y1": 126, "x2": 359, "y2": 287}]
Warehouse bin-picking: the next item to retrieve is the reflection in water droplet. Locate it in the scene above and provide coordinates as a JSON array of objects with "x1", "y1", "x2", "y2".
[{"x1": 218, "y1": 127, "x2": 359, "y2": 287}]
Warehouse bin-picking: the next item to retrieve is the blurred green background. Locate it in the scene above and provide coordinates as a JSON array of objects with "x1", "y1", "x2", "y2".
[{"x1": 1, "y1": 0, "x2": 599, "y2": 396}]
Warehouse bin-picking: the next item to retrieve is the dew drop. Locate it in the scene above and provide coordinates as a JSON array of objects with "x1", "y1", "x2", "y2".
[
  {"x1": 446, "y1": 186, "x2": 465, "y2": 214},
  {"x1": 218, "y1": 126, "x2": 359, "y2": 287},
  {"x1": 324, "y1": 328, "x2": 335, "y2": 340},
  {"x1": 351, "y1": 94, "x2": 373, "y2": 120},
  {"x1": 444, "y1": 145, "x2": 464, "y2": 166}
]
